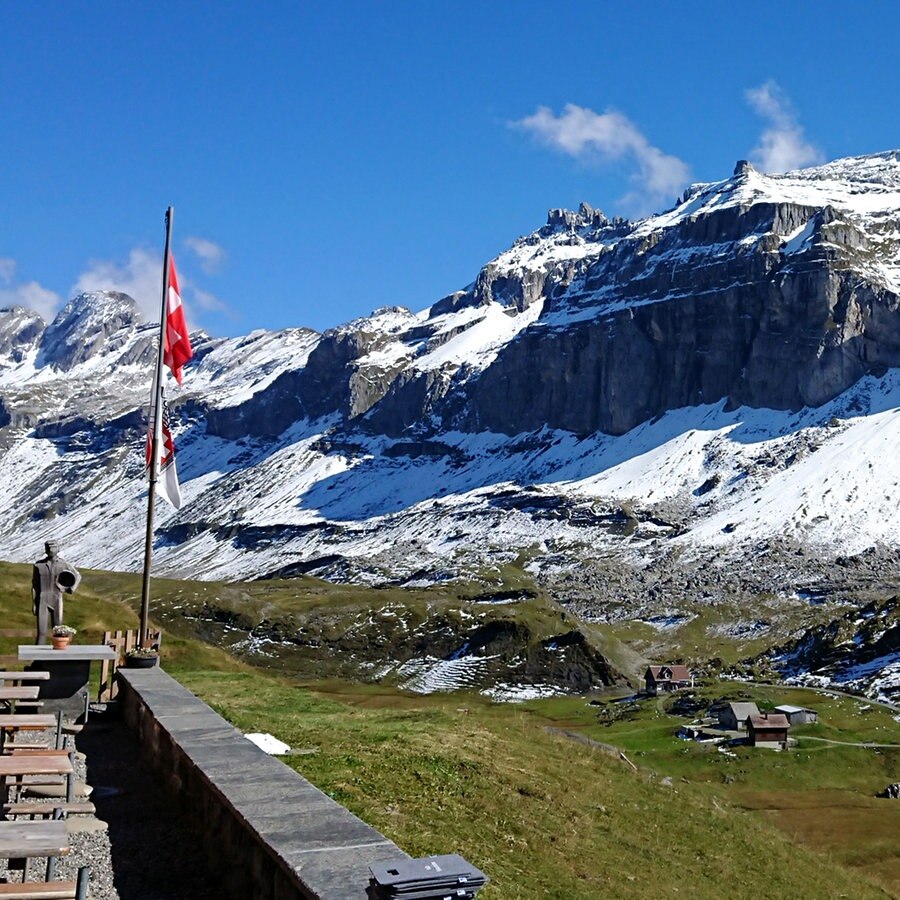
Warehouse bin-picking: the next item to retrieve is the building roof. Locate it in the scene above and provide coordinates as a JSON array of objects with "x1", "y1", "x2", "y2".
[
  {"x1": 774, "y1": 705, "x2": 814, "y2": 714},
  {"x1": 726, "y1": 702, "x2": 760, "y2": 719},
  {"x1": 748, "y1": 713, "x2": 790, "y2": 730},
  {"x1": 646, "y1": 665, "x2": 692, "y2": 681}
]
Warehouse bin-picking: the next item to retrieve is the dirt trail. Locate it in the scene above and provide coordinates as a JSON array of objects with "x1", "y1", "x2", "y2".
[{"x1": 794, "y1": 735, "x2": 900, "y2": 748}]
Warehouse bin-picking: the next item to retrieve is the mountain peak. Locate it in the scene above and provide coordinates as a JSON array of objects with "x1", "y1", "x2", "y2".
[
  {"x1": 39, "y1": 291, "x2": 143, "y2": 371},
  {"x1": 53, "y1": 290, "x2": 142, "y2": 325}
]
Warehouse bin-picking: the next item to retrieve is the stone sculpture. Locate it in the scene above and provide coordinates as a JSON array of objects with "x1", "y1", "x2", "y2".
[{"x1": 32, "y1": 540, "x2": 81, "y2": 644}]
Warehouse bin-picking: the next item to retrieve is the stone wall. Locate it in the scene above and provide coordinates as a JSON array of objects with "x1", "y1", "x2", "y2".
[{"x1": 116, "y1": 667, "x2": 407, "y2": 899}]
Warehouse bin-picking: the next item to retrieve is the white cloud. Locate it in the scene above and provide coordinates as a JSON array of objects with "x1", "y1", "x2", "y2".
[
  {"x1": 0, "y1": 281, "x2": 63, "y2": 321},
  {"x1": 512, "y1": 103, "x2": 691, "y2": 216},
  {"x1": 71, "y1": 247, "x2": 162, "y2": 320},
  {"x1": 0, "y1": 257, "x2": 63, "y2": 321},
  {"x1": 191, "y1": 287, "x2": 227, "y2": 314},
  {"x1": 70, "y1": 246, "x2": 233, "y2": 330},
  {"x1": 746, "y1": 81, "x2": 822, "y2": 173},
  {"x1": 184, "y1": 236, "x2": 225, "y2": 274},
  {"x1": 1, "y1": 247, "x2": 231, "y2": 330}
]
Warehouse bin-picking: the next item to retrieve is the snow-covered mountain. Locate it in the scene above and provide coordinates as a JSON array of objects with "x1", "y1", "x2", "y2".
[{"x1": 3, "y1": 152, "x2": 900, "y2": 660}]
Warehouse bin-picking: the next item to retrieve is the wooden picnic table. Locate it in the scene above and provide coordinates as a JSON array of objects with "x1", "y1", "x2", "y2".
[
  {"x1": 0, "y1": 716, "x2": 57, "y2": 733},
  {"x1": 0, "y1": 819, "x2": 68, "y2": 858},
  {"x1": 0, "y1": 717, "x2": 59, "y2": 756},
  {"x1": 0, "y1": 674, "x2": 50, "y2": 684},
  {"x1": 0, "y1": 752, "x2": 74, "y2": 806},
  {"x1": 0, "y1": 755, "x2": 73, "y2": 780},
  {"x1": 0, "y1": 818, "x2": 69, "y2": 883},
  {"x1": 0, "y1": 688, "x2": 40, "y2": 712}
]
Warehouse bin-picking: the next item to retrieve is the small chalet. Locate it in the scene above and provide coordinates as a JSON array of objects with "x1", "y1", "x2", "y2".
[
  {"x1": 644, "y1": 665, "x2": 693, "y2": 695},
  {"x1": 714, "y1": 701, "x2": 759, "y2": 731},
  {"x1": 774, "y1": 704, "x2": 818, "y2": 726},
  {"x1": 747, "y1": 712, "x2": 790, "y2": 749}
]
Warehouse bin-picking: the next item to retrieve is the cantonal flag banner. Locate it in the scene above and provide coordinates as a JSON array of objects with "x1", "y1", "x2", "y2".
[
  {"x1": 164, "y1": 255, "x2": 193, "y2": 384},
  {"x1": 145, "y1": 392, "x2": 182, "y2": 509}
]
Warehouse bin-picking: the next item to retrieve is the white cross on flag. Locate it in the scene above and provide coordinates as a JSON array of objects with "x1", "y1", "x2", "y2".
[{"x1": 146, "y1": 391, "x2": 182, "y2": 509}]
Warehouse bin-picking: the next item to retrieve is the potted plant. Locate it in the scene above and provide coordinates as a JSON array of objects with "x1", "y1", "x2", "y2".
[
  {"x1": 124, "y1": 647, "x2": 160, "y2": 669},
  {"x1": 51, "y1": 625, "x2": 76, "y2": 649}
]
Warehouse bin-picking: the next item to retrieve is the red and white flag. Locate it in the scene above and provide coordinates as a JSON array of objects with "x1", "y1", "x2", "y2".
[
  {"x1": 146, "y1": 391, "x2": 182, "y2": 509},
  {"x1": 164, "y1": 255, "x2": 193, "y2": 384}
]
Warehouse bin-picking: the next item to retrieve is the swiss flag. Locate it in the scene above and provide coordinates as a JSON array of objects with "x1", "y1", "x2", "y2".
[
  {"x1": 164, "y1": 255, "x2": 193, "y2": 384},
  {"x1": 146, "y1": 390, "x2": 182, "y2": 509}
]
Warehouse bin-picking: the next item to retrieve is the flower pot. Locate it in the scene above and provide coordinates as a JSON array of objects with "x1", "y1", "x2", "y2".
[
  {"x1": 51, "y1": 636, "x2": 71, "y2": 650},
  {"x1": 124, "y1": 654, "x2": 159, "y2": 669}
]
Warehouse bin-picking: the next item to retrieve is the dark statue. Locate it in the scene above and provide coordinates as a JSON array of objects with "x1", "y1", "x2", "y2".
[{"x1": 32, "y1": 540, "x2": 81, "y2": 644}]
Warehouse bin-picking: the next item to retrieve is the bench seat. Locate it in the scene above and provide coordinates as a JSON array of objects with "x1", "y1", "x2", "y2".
[
  {"x1": 3, "y1": 802, "x2": 96, "y2": 818},
  {"x1": 0, "y1": 882, "x2": 79, "y2": 898},
  {"x1": 0, "y1": 866, "x2": 88, "y2": 898}
]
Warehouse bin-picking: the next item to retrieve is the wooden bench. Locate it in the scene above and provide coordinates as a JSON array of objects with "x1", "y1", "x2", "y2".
[
  {"x1": 0, "y1": 866, "x2": 89, "y2": 898},
  {"x1": 0, "y1": 718, "x2": 58, "y2": 755},
  {"x1": 0, "y1": 682, "x2": 47, "y2": 719}
]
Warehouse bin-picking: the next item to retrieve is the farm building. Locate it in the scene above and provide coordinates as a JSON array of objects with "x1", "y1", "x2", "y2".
[
  {"x1": 644, "y1": 665, "x2": 693, "y2": 695},
  {"x1": 714, "y1": 701, "x2": 760, "y2": 731},
  {"x1": 747, "y1": 712, "x2": 790, "y2": 749},
  {"x1": 774, "y1": 705, "x2": 818, "y2": 725}
]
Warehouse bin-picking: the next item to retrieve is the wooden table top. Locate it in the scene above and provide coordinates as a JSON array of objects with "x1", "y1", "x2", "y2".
[
  {"x1": 0, "y1": 819, "x2": 68, "y2": 858},
  {"x1": 0, "y1": 672, "x2": 50, "y2": 682},
  {"x1": 0, "y1": 687, "x2": 40, "y2": 701},
  {"x1": 0, "y1": 715, "x2": 57, "y2": 731},
  {"x1": 3, "y1": 749, "x2": 67, "y2": 757},
  {"x1": 0, "y1": 755, "x2": 72, "y2": 777},
  {"x1": 18, "y1": 645, "x2": 117, "y2": 662}
]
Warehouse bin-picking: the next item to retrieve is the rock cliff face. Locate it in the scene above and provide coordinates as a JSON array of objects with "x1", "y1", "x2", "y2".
[
  {"x1": 188, "y1": 154, "x2": 900, "y2": 441},
  {"x1": 459, "y1": 199, "x2": 900, "y2": 435},
  {"x1": 38, "y1": 292, "x2": 146, "y2": 371}
]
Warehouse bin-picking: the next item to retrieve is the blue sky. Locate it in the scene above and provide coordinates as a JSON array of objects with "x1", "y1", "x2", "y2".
[{"x1": 2, "y1": 2, "x2": 899, "y2": 337}]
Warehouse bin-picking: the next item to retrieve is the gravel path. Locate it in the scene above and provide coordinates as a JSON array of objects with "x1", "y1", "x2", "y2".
[{"x1": 1, "y1": 704, "x2": 229, "y2": 899}]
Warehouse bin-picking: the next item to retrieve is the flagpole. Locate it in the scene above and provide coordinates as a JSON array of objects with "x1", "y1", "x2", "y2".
[{"x1": 140, "y1": 206, "x2": 174, "y2": 646}]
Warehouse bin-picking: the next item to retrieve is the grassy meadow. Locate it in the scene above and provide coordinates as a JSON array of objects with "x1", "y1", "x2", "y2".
[{"x1": 0, "y1": 560, "x2": 897, "y2": 898}]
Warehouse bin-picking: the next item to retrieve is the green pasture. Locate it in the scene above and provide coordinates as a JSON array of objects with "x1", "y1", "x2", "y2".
[{"x1": 0, "y1": 560, "x2": 897, "y2": 898}]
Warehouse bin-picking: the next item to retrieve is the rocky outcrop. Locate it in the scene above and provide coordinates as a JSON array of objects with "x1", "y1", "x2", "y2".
[
  {"x1": 454, "y1": 201, "x2": 900, "y2": 436},
  {"x1": 749, "y1": 594, "x2": 899, "y2": 692},
  {"x1": 38, "y1": 292, "x2": 142, "y2": 371},
  {"x1": 0, "y1": 306, "x2": 45, "y2": 365},
  {"x1": 203, "y1": 370, "x2": 308, "y2": 439}
]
